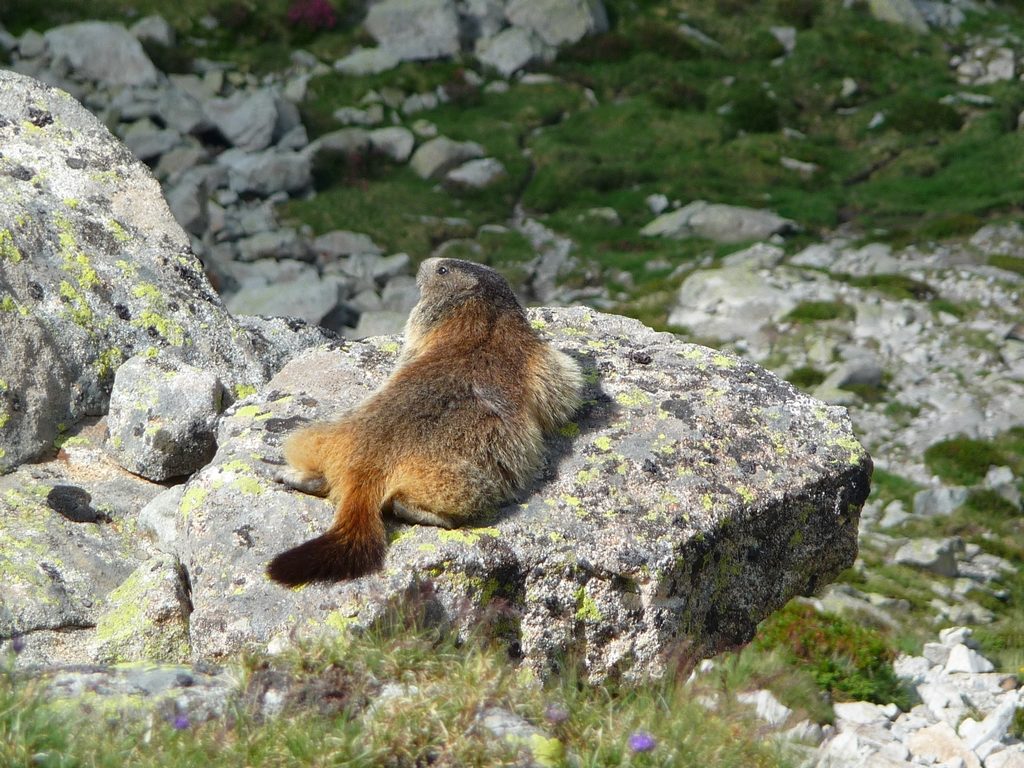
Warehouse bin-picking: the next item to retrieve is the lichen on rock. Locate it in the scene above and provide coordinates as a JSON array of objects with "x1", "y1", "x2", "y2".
[{"x1": 178, "y1": 308, "x2": 869, "y2": 680}]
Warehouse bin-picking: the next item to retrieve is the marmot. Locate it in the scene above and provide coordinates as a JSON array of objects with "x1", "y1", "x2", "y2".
[{"x1": 267, "y1": 257, "x2": 583, "y2": 586}]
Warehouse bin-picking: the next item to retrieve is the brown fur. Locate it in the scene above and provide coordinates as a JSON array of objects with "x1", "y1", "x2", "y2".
[{"x1": 266, "y1": 258, "x2": 583, "y2": 586}]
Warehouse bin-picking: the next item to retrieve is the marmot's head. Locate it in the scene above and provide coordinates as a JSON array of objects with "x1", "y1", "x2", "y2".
[{"x1": 413, "y1": 258, "x2": 523, "y2": 327}]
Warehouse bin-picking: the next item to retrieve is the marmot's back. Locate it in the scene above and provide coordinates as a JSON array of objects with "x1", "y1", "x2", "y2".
[{"x1": 267, "y1": 258, "x2": 583, "y2": 586}]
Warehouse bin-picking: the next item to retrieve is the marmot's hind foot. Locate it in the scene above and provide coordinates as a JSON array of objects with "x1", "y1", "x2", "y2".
[
  {"x1": 274, "y1": 467, "x2": 329, "y2": 497},
  {"x1": 391, "y1": 499, "x2": 456, "y2": 528}
]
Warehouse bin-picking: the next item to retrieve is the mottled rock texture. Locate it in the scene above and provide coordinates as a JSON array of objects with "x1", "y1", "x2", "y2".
[
  {"x1": 179, "y1": 307, "x2": 869, "y2": 680},
  {"x1": 0, "y1": 70, "x2": 323, "y2": 472}
]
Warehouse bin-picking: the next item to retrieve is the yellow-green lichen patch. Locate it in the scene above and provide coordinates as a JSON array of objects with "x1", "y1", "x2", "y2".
[
  {"x1": 0, "y1": 229, "x2": 22, "y2": 262},
  {"x1": 235, "y1": 404, "x2": 274, "y2": 420},
  {"x1": 615, "y1": 387, "x2": 652, "y2": 408},
  {"x1": 736, "y1": 486, "x2": 756, "y2": 504},
  {"x1": 93, "y1": 564, "x2": 190, "y2": 664},
  {"x1": 530, "y1": 318, "x2": 548, "y2": 329},
  {"x1": 94, "y1": 348, "x2": 124, "y2": 379},
  {"x1": 593, "y1": 435, "x2": 613, "y2": 452},
  {"x1": 558, "y1": 421, "x2": 580, "y2": 438},
  {"x1": 574, "y1": 586, "x2": 603, "y2": 621},
  {"x1": 527, "y1": 734, "x2": 565, "y2": 768},
  {"x1": 59, "y1": 279, "x2": 94, "y2": 327},
  {"x1": 380, "y1": 341, "x2": 401, "y2": 354},
  {"x1": 828, "y1": 435, "x2": 867, "y2": 465},
  {"x1": 437, "y1": 527, "x2": 501, "y2": 546},
  {"x1": 576, "y1": 467, "x2": 600, "y2": 483},
  {"x1": 233, "y1": 384, "x2": 257, "y2": 399},
  {"x1": 131, "y1": 283, "x2": 186, "y2": 346},
  {"x1": 108, "y1": 220, "x2": 131, "y2": 243},
  {"x1": 712, "y1": 353, "x2": 737, "y2": 368},
  {"x1": 179, "y1": 486, "x2": 208, "y2": 521}
]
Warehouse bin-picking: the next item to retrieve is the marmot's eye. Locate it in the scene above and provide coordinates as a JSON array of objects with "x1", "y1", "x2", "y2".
[{"x1": 437, "y1": 265, "x2": 448, "y2": 275}]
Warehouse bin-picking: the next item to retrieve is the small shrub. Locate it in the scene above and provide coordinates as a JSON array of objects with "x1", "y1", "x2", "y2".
[
  {"x1": 745, "y1": 29, "x2": 787, "y2": 60},
  {"x1": 924, "y1": 436, "x2": 1009, "y2": 486},
  {"x1": 888, "y1": 96, "x2": 963, "y2": 134},
  {"x1": 633, "y1": 22, "x2": 701, "y2": 60},
  {"x1": 561, "y1": 32, "x2": 634, "y2": 64},
  {"x1": 788, "y1": 366, "x2": 826, "y2": 389},
  {"x1": 726, "y1": 85, "x2": 781, "y2": 134},
  {"x1": 650, "y1": 79, "x2": 707, "y2": 111},
  {"x1": 754, "y1": 603, "x2": 912, "y2": 708},
  {"x1": 785, "y1": 300, "x2": 854, "y2": 323},
  {"x1": 844, "y1": 274, "x2": 936, "y2": 301},
  {"x1": 776, "y1": 0, "x2": 821, "y2": 29},
  {"x1": 988, "y1": 254, "x2": 1024, "y2": 276},
  {"x1": 286, "y1": 0, "x2": 338, "y2": 31}
]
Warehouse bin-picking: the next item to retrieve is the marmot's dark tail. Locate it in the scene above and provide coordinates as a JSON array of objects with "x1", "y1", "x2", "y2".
[{"x1": 267, "y1": 490, "x2": 387, "y2": 586}]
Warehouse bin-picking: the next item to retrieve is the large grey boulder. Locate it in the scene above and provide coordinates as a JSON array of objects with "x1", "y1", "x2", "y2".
[
  {"x1": 43, "y1": 22, "x2": 160, "y2": 87},
  {"x1": 0, "y1": 71, "x2": 303, "y2": 472},
  {"x1": 641, "y1": 200, "x2": 799, "y2": 244},
  {"x1": 106, "y1": 353, "x2": 224, "y2": 482},
  {"x1": 505, "y1": 0, "x2": 609, "y2": 46},
  {"x1": 178, "y1": 307, "x2": 869, "y2": 680},
  {"x1": 365, "y1": 0, "x2": 462, "y2": 61}
]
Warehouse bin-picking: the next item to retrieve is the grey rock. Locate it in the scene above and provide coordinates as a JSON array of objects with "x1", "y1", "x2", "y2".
[
  {"x1": 738, "y1": 689, "x2": 793, "y2": 727},
  {"x1": 166, "y1": 174, "x2": 209, "y2": 236},
  {"x1": 721, "y1": 243, "x2": 785, "y2": 269},
  {"x1": 369, "y1": 126, "x2": 416, "y2": 162},
  {"x1": 277, "y1": 124, "x2": 309, "y2": 151},
  {"x1": 205, "y1": 90, "x2": 279, "y2": 152},
  {"x1": 130, "y1": 14, "x2": 175, "y2": 47},
  {"x1": 218, "y1": 147, "x2": 312, "y2": 196},
  {"x1": 233, "y1": 316, "x2": 340, "y2": 377},
  {"x1": 333, "y1": 46, "x2": 402, "y2": 76},
  {"x1": 305, "y1": 128, "x2": 371, "y2": 158},
  {"x1": 401, "y1": 91, "x2": 439, "y2": 115},
  {"x1": 0, "y1": 70, "x2": 279, "y2": 471},
  {"x1": 348, "y1": 309, "x2": 409, "y2": 338},
  {"x1": 123, "y1": 119, "x2": 181, "y2": 161},
  {"x1": 139, "y1": 485, "x2": 186, "y2": 552},
  {"x1": 0, "y1": 445, "x2": 156, "y2": 647},
  {"x1": 226, "y1": 275, "x2": 342, "y2": 326},
  {"x1": 461, "y1": 0, "x2": 506, "y2": 39},
  {"x1": 0, "y1": 24, "x2": 19, "y2": 53},
  {"x1": 667, "y1": 265, "x2": 802, "y2": 340},
  {"x1": 158, "y1": 87, "x2": 212, "y2": 136},
  {"x1": 833, "y1": 701, "x2": 899, "y2": 725},
  {"x1": 380, "y1": 275, "x2": 420, "y2": 312},
  {"x1": 155, "y1": 145, "x2": 209, "y2": 182},
  {"x1": 641, "y1": 200, "x2": 798, "y2": 243},
  {"x1": 38, "y1": 663, "x2": 237, "y2": 723},
  {"x1": 913, "y1": 486, "x2": 969, "y2": 518},
  {"x1": 907, "y1": 721, "x2": 980, "y2": 768},
  {"x1": 18, "y1": 29, "x2": 46, "y2": 59},
  {"x1": 365, "y1": 0, "x2": 461, "y2": 61},
  {"x1": 235, "y1": 228, "x2": 310, "y2": 262},
  {"x1": 475, "y1": 27, "x2": 554, "y2": 77},
  {"x1": 106, "y1": 353, "x2": 224, "y2": 482},
  {"x1": 986, "y1": 747, "x2": 1024, "y2": 768},
  {"x1": 410, "y1": 136, "x2": 485, "y2": 179},
  {"x1": 92, "y1": 554, "x2": 191, "y2": 663},
  {"x1": 179, "y1": 307, "x2": 868, "y2": 679},
  {"x1": 923, "y1": 642, "x2": 951, "y2": 666},
  {"x1": 893, "y1": 537, "x2": 963, "y2": 577},
  {"x1": 313, "y1": 230, "x2": 384, "y2": 258},
  {"x1": 44, "y1": 22, "x2": 159, "y2": 86},
  {"x1": 868, "y1": 0, "x2": 929, "y2": 32},
  {"x1": 505, "y1": 0, "x2": 608, "y2": 46},
  {"x1": 944, "y1": 643, "x2": 995, "y2": 674},
  {"x1": 770, "y1": 26, "x2": 796, "y2": 54},
  {"x1": 443, "y1": 157, "x2": 507, "y2": 189},
  {"x1": 478, "y1": 706, "x2": 559, "y2": 766},
  {"x1": 331, "y1": 252, "x2": 412, "y2": 288},
  {"x1": 333, "y1": 106, "x2": 383, "y2": 126}
]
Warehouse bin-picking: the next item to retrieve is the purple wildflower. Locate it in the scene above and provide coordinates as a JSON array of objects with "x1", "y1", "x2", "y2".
[
  {"x1": 628, "y1": 731, "x2": 656, "y2": 753},
  {"x1": 544, "y1": 704, "x2": 569, "y2": 724},
  {"x1": 11, "y1": 635, "x2": 25, "y2": 655},
  {"x1": 172, "y1": 715, "x2": 190, "y2": 730},
  {"x1": 286, "y1": 0, "x2": 337, "y2": 31}
]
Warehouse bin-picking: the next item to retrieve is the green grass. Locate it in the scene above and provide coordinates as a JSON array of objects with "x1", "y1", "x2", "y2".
[
  {"x1": 988, "y1": 254, "x2": 1024, "y2": 275},
  {"x1": 1, "y1": 620, "x2": 795, "y2": 768},
  {"x1": 923, "y1": 429, "x2": 1024, "y2": 486},
  {"x1": 784, "y1": 300, "x2": 855, "y2": 323}
]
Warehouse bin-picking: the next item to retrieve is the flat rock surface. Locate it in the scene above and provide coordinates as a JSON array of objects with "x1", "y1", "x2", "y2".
[{"x1": 179, "y1": 307, "x2": 869, "y2": 680}]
